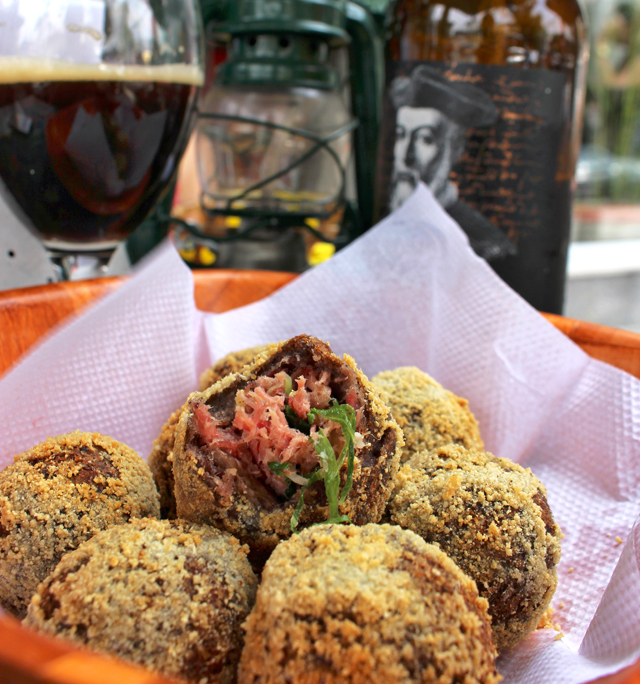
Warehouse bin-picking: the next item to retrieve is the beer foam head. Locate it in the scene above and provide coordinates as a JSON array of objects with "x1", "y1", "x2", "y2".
[{"x1": 0, "y1": 57, "x2": 203, "y2": 85}]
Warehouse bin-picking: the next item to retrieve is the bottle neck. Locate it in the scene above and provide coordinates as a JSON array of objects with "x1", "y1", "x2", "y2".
[{"x1": 385, "y1": 0, "x2": 586, "y2": 72}]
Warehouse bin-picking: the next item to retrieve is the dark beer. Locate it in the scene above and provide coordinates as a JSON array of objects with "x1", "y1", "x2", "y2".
[{"x1": 0, "y1": 61, "x2": 202, "y2": 251}]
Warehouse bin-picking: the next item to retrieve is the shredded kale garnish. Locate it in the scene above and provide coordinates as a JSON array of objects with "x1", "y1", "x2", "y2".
[
  {"x1": 268, "y1": 461, "x2": 292, "y2": 476},
  {"x1": 269, "y1": 399, "x2": 357, "y2": 532},
  {"x1": 284, "y1": 405, "x2": 311, "y2": 434},
  {"x1": 267, "y1": 462, "x2": 299, "y2": 501},
  {"x1": 290, "y1": 466, "x2": 325, "y2": 530},
  {"x1": 284, "y1": 479, "x2": 297, "y2": 499},
  {"x1": 268, "y1": 461, "x2": 307, "y2": 500},
  {"x1": 308, "y1": 401, "x2": 357, "y2": 508},
  {"x1": 295, "y1": 401, "x2": 356, "y2": 531}
]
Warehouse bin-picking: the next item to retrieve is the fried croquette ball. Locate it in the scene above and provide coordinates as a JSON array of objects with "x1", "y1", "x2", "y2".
[
  {"x1": 238, "y1": 523, "x2": 500, "y2": 684},
  {"x1": 389, "y1": 444, "x2": 562, "y2": 651},
  {"x1": 0, "y1": 431, "x2": 159, "y2": 617},
  {"x1": 372, "y1": 366, "x2": 483, "y2": 463},
  {"x1": 25, "y1": 518, "x2": 257, "y2": 684},
  {"x1": 172, "y1": 336, "x2": 402, "y2": 565},
  {"x1": 199, "y1": 345, "x2": 269, "y2": 391},
  {"x1": 148, "y1": 406, "x2": 182, "y2": 519},
  {"x1": 148, "y1": 345, "x2": 269, "y2": 519}
]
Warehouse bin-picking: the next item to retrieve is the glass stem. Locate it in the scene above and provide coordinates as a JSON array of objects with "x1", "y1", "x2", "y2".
[{"x1": 46, "y1": 249, "x2": 116, "y2": 282}]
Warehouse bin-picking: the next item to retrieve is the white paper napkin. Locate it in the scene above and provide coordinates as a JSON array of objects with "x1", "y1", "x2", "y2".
[{"x1": 1, "y1": 183, "x2": 639, "y2": 684}]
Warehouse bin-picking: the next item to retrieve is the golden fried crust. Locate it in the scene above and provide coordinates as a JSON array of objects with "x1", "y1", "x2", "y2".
[
  {"x1": 148, "y1": 407, "x2": 183, "y2": 519},
  {"x1": 238, "y1": 523, "x2": 500, "y2": 684},
  {"x1": 25, "y1": 518, "x2": 258, "y2": 684},
  {"x1": 372, "y1": 367, "x2": 483, "y2": 464},
  {"x1": 0, "y1": 432, "x2": 160, "y2": 617},
  {"x1": 199, "y1": 346, "x2": 269, "y2": 391},
  {"x1": 172, "y1": 336, "x2": 403, "y2": 564},
  {"x1": 390, "y1": 445, "x2": 562, "y2": 651}
]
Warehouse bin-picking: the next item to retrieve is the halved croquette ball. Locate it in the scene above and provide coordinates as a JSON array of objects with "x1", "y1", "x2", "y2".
[{"x1": 172, "y1": 336, "x2": 402, "y2": 564}]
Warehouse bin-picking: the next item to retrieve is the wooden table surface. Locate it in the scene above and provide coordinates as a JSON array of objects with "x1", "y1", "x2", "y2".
[{"x1": 0, "y1": 270, "x2": 639, "y2": 684}]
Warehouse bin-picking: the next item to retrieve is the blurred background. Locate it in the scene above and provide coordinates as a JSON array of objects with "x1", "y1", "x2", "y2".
[
  {"x1": 1, "y1": 0, "x2": 640, "y2": 331},
  {"x1": 568, "y1": 0, "x2": 640, "y2": 331}
]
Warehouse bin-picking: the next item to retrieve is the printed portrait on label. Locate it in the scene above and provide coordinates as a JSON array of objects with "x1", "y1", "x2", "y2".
[{"x1": 389, "y1": 64, "x2": 515, "y2": 261}]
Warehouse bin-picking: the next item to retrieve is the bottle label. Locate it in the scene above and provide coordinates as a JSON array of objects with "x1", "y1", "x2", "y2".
[{"x1": 378, "y1": 60, "x2": 570, "y2": 311}]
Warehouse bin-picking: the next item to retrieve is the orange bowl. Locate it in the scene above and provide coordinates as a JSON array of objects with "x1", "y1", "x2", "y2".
[{"x1": 0, "y1": 269, "x2": 639, "y2": 684}]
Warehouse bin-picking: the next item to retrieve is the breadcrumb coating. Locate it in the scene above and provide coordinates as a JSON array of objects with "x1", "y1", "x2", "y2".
[
  {"x1": 239, "y1": 523, "x2": 500, "y2": 684},
  {"x1": 372, "y1": 367, "x2": 483, "y2": 463},
  {"x1": 25, "y1": 518, "x2": 258, "y2": 684},
  {"x1": 0, "y1": 431, "x2": 159, "y2": 617},
  {"x1": 199, "y1": 346, "x2": 269, "y2": 391},
  {"x1": 148, "y1": 406, "x2": 182, "y2": 519},
  {"x1": 390, "y1": 445, "x2": 562, "y2": 651},
  {"x1": 148, "y1": 346, "x2": 270, "y2": 519}
]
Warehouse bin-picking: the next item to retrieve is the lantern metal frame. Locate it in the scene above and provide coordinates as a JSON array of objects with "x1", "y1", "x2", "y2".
[
  {"x1": 197, "y1": 111, "x2": 358, "y2": 219},
  {"x1": 163, "y1": 108, "x2": 360, "y2": 252}
]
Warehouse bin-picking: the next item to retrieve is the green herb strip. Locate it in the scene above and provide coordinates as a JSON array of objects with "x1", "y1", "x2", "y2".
[
  {"x1": 308, "y1": 402, "x2": 357, "y2": 507},
  {"x1": 268, "y1": 461, "x2": 294, "y2": 476},
  {"x1": 268, "y1": 400, "x2": 357, "y2": 533},
  {"x1": 284, "y1": 406, "x2": 311, "y2": 434}
]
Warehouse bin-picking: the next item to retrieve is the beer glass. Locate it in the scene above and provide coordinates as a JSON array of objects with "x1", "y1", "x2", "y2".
[{"x1": 0, "y1": 0, "x2": 203, "y2": 279}]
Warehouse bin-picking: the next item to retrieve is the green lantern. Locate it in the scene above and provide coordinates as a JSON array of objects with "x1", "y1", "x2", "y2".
[{"x1": 180, "y1": 0, "x2": 383, "y2": 270}]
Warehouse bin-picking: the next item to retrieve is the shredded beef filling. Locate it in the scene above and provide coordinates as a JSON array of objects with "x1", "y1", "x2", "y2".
[{"x1": 194, "y1": 369, "x2": 360, "y2": 499}]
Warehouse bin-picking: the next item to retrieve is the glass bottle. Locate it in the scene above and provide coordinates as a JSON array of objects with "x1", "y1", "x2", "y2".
[{"x1": 375, "y1": 0, "x2": 589, "y2": 313}]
